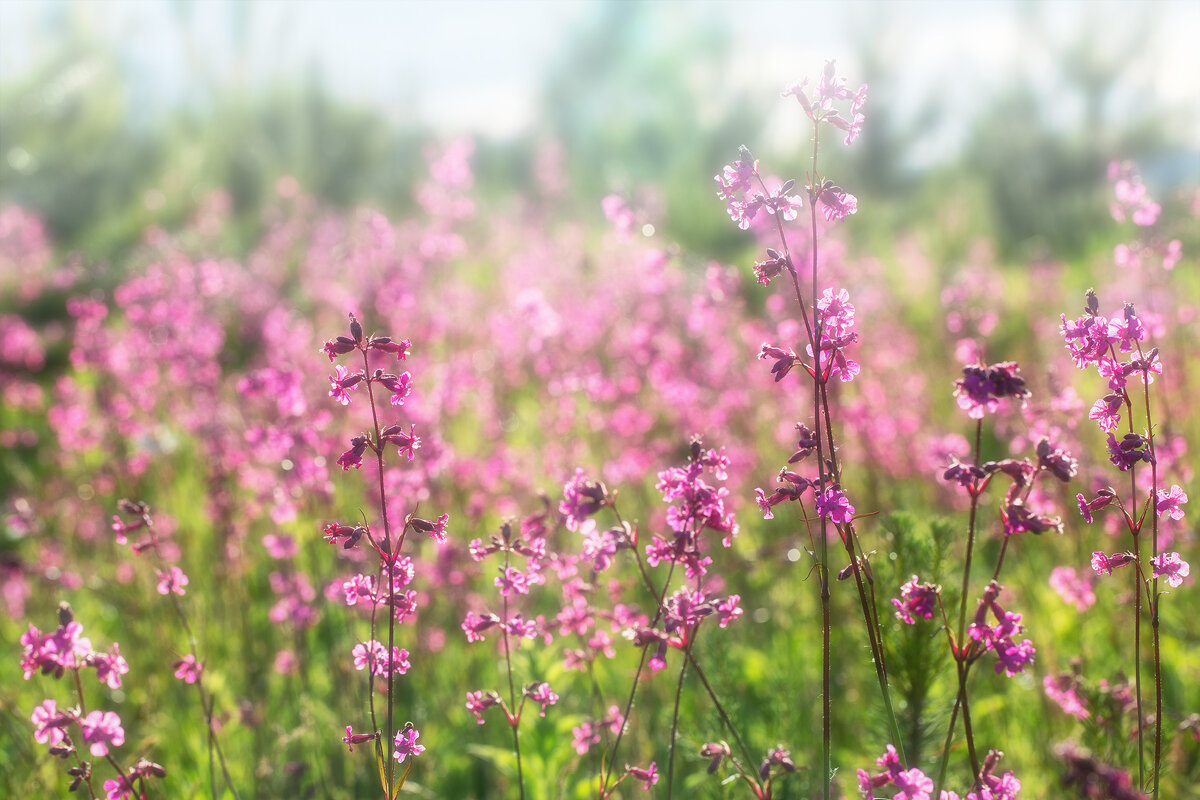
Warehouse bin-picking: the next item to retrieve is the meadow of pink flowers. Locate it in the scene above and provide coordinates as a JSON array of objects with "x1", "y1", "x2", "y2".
[{"x1": 2, "y1": 64, "x2": 1197, "y2": 799}]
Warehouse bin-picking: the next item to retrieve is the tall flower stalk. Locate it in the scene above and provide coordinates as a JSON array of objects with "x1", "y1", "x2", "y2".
[
  {"x1": 323, "y1": 314, "x2": 447, "y2": 797},
  {"x1": 1064, "y1": 291, "x2": 1188, "y2": 799},
  {"x1": 110, "y1": 500, "x2": 240, "y2": 800},
  {"x1": 721, "y1": 61, "x2": 902, "y2": 797}
]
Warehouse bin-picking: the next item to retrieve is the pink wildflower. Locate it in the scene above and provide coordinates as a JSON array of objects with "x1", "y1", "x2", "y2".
[
  {"x1": 392, "y1": 724, "x2": 425, "y2": 763},
  {"x1": 156, "y1": 566, "x2": 189, "y2": 596},
  {"x1": 173, "y1": 654, "x2": 203, "y2": 684},
  {"x1": 1151, "y1": 552, "x2": 1190, "y2": 588},
  {"x1": 1156, "y1": 485, "x2": 1188, "y2": 521},
  {"x1": 80, "y1": 710, "x2": 125, "y2": 757}
]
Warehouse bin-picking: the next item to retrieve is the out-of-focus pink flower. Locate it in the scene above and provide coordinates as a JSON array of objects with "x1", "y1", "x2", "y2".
[
  {"x1": 173, "y1": 654, "x2": 203, "y2": 684},
  {"x1": 156, "y1": 566, "x2": 189, "y2": 596}
]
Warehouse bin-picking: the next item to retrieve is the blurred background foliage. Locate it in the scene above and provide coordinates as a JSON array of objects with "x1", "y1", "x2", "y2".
[
  {"x1": 2, "y1": 3, "x2": 1199, "y2": 799},
  {"x1": 2, "y1": 0, "x2": 1197, "y2": 269}
]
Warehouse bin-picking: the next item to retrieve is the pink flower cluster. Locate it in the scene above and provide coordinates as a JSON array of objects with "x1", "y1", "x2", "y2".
[
  {"x1": 857, "y1": 746, "x2": 1020, "y2": 800},
  {"x1": 20, "y1": 620, "x2": 129, "y2": 688},
  {"x1": 967, "y1": 582, "x2": 1036, "y2": 677},
  {"x1": 892, "y1": 575, "x2": 940, "y2": 624}
]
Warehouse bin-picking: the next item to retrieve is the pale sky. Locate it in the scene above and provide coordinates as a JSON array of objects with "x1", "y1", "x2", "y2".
[{"x1": 2, "y1": 0, "x2": 1197, "y2": 154}]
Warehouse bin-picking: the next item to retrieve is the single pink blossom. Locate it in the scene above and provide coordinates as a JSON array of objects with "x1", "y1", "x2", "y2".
[
  {"x1": 156, "y1": 566, "x2": 188, "y2": 596},
  {"x1": 173, "y1": 654, "x2": 203, "y2": 684},
  {"x1": 80, "y1": 710, "x2": 125, "y2": 757}
]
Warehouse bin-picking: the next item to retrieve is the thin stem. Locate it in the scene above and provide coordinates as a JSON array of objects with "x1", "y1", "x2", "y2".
[
  {"x1": 599, "y1": 555, "x2": 678, "y2": 795},
  {"x1": 614, "y1": 501, "x2": 753, "y2": 767},
  {"x1": 501, "y1": 548, "x2": 526, "y2": 800},
  {"x1": 934, "y1": 685, "x2": 961, "y2": 795},
  {"x1": 68, "y1": 668, "x2": 102, "y2": 799},
  {"x1": 362, "y1": 345, "x2": 398, "y2": 795},
  {"x1": 1131, "y1": 482, "x2": 1145, "y2": 791},
  {"x1": 167, "y1": 584, "x2": 240, "y2": 800},
  {"x1": 956, "y1": 421, "x2": 984, "y2": 644},
  {"x1": 804, "y1": 121, "x2": 834, "y2": 800},
  {"x1": 767, "y1": 124, "x2": 903, "y2": 769},
  {"x1": 958, "y1": 665, "x2": 980, "y2": 777},
  {"x1": 1141, "y1": 372, "x2": 1162, "y2": 800},
  {"x1": 666, "y1": 622, "x2": 698, "y2": 799},
  {"x1": 938, "y1": 421, "x2": 984, "y2": 788},
  {"x1": 1111, "y1": 345, "x2": 1145, "y2": 790},
  {"x1": 682, "y1": 649, "x2": 756, "y2": 770}
]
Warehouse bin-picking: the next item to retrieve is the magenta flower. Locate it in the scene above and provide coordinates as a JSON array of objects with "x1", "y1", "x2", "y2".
[
  {"x1": 818, "y1": 186, "x2": 858, "y2": 222},
  {"x1": 341, "y1": 724, "x2": 375, "y2": 753},
  {"x1": 1001, "y1": 500, "x2": 1062, "y2": 536},
  {"x1": 716, "y1": 594, "x2": 743, "y2": 628},
  {"x1": 351, "y1": 641, "x2": 409, "y2": 677},
  {"x1": 328, "y1": 365, "x2": 362, "y2": 406},
  {"x1": 1151, "y1": 552, "x2": 1190, "y2": 588},
  {"x1": 815, "y1": 485, "x2": 854, "y2": 525},
  {"x1": 1104, "y1": 305, "x2": 1145, "y2": 354},
  {"x1": 892, "y1": 575, "x2": 940, "y2": 624},
  {"x1": 753, "y1": 249, "x2": 789, "y2": 287},
  {"x1": 1076, "y1": 489, "x2": 1115, "y2": 524},
  {"x1": 379, "y1": 423, "x2": 420, "y2": 461},
  {"x1": 1105, "y1": 432, "x2": 1153, "y2": 471},
  {"x1": 466, "y1": 690, "x2": 502, "y2": 725},
  {"x1": 1060, "y1": 313, "x2": 1111, "y2": 368},
  {"x1": 462, "y1": 610, "x2": 500, "y2": 643},
  {"x1": 410, "y1": 513, "x2": 450, "y2": 543},
  {"x1": 1110, "y1": 163, "x2": 1162, "y2": 226},
  {"x1": 1044, "y1": 674, "x2": 1090, "y2": 720},
  {"x1": 31, "y1": 699, "x2": 69, "y2": 746},
  {"x1": 626, "y1": 761, "x2": 659, "y2": 790},
  {"x1": 336, "y1": 435, "x2": 369, "y2": 471},
  {"x1": 1088, "y1": 393, "x2": 1122, "y2": 431},
  {"x1": 369, "y1": 335, "x2": 410, "y2": 361},
  {"x1": 173, "y1": 654, "x2": 203, "y2": 684},
  {"x1": 1048, "y1": 566, "x2": 1097, "y2": 612},
  {"x1": 526, "y1": 682, "x2": 559, "y2": 716},
  {"x1": 759, "y1": 343, "x2": 800, "y2": 382},
  {"x1": 968, "y1": 582, "x2": 1036, "y2": 677},
  {"x1": 714, "y1": 147, "x2": 761, "y2": 229},
  {"x1": 858, "y1": 745, "x2": 934, "y2": 800},
  {"x1": 559, "y1": 468, "x2": 609, "y2": 531},
  {"x1": 764, "y1": 185, "x2": 805, "y2": 222},
  {"x1": 392, "y1": 724, "x2": 425, "y2": 763},
  {"x1": 342, "y1": 573, "x2": 375, "y2": 606},
  {"x1": 103, "y1": 776, "x2": 136, "y2": 800},
  {"x1": 1155, "y1": 485, "x2": 1188, "y2": 521},
  {"x1": 818, "y1": 288, "x2": 856, "y2": 336},
  {"x1": 495, "y1": 566, "x2": 531, "y2": 597},
  {"x1": 782, "y1": 60, "x2": 867, "y2": 146},
  {"x1": 1075, "y1": 493, "x2": 1093, "y2": 523},
  {"x1": 953, "y1": 361, "x2": 1030, "y2": 419},
  {"x1": 377, "y1": 370, "x2": 413, "y2": 406},
  {"x1": 156, "y1": 566, "x2": 189, "y2": 596},
  {"x1": 20, "y1": 621, "x2": 92, "y2": 679},
  {"x1": 263, "y1": 534, "x2": 298, "y2": 559},
  {"x1": 92, "y1": 643, "x2": 130, "y2": 689},
  {"x1": 321, "y1": 336, "x2": 357, "y2": 362},
  {"x1": 80, "y1": 710, "x2": 125, "y2": 757},
  {"x1": 1091, "y1": 551, "x2": 1136, "y2": 576}
]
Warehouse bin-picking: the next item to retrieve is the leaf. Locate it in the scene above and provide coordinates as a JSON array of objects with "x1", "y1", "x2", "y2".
[
  {"x1": 376, "y1": 738, "x2": 389, "y2": 796},
  {"x1": 391, "y1": 759, "x2": 413, "y2": 799}
]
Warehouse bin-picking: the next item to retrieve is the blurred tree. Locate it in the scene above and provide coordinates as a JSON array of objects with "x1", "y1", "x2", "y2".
[{"x1": 538, "y1": 0, "x2": 762, "y2": 259}]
